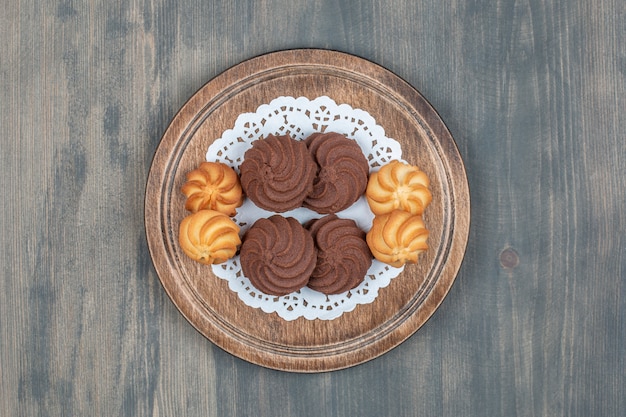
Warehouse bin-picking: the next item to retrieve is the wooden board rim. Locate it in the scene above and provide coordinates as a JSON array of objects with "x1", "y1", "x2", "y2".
[{"x1": 145, "y1": 49, "x2": 470, "y2": 372}]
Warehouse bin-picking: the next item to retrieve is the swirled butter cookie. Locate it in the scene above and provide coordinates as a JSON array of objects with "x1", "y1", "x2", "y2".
[
  {"x1": 179, "y1": 209, "x2": 241, "y2": 265},
  {"x1": 181, "y1": 161, "x2": 243, "y2": 215},
  {"x1": 366, "y1": 160, "x2": 432, "y2": 216},
  {"x1": 366, "y1": 210, "x2": 429, "y2": 268}
]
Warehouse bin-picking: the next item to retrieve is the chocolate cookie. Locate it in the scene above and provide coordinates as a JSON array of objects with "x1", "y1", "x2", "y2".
[
  {"x1": 240, "y1": 215, "x2": 316, "y2": 296},
  {"x1": 240, "y1": 134, "x2": 317, "y2": 212},
  {"x1": 307, "y1": 215, "x2": 372, "y2": 294},
  {"x1": 304, "y1": 132, "x2": 369, "y2": 214}
]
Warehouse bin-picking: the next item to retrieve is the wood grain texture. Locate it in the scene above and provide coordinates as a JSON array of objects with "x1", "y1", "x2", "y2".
[{"x1": 1, "y1": 0, "x2": 624, "y2": 415}]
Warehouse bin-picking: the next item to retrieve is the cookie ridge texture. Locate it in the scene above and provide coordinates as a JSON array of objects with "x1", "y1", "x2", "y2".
[
  {"x1": 240, "y1": 215, "x2": 316, "y2": 296},
  {"x1": 366, "y1": 210, "x2": 429, "y2": 268},
  {"x1": 304, "y1": 132, "x2": 369, "y2": 214},
  {"x1": 179, "y1": 209, "x2": 241, "y2": 265},
  {"x1": 181, "y1": 161, "x2": 243, "y2": 215},
  {"x1": 366, "y1": 160, "x2": 432, "y2": 216},
  {"x1": 307, "y1": 214, "x2": 372, "y2": 294},
  {"x1": 240, "y1": 134, "x2": 317, "y2": 212}
]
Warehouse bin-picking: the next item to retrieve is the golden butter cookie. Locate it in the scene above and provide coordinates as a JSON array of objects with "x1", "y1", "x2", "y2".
[
  {"x1": 181, "y1": 161, "x2": 243, "y2": 216},
  {"x1": 366, "y1": 210, "x2": 429, "y2": 268},
  {"x1": 179, "y1": 209, "x2": 241, "y2": 265},
  {"x1": 366, "y1": 160, "x2": 432, "y2": 216}
]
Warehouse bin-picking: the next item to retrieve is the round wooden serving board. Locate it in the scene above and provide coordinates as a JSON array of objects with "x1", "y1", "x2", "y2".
[{"x1": 145, "y1": 49, "x2": 470, "y2": 372}]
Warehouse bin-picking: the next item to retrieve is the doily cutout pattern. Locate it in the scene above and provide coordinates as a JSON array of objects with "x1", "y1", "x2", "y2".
[{"x1": 206, "y1": 96, "x2": 404, "y2": 321}]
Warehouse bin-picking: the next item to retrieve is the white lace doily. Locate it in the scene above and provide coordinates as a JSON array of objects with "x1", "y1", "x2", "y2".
[{"x1": 206, "y1": 96, "x2": 405, "y2": 321}]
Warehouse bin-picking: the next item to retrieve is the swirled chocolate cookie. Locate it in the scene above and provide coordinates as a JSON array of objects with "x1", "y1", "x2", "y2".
[
  {"x1": 307, "y1": 215, "x2": 372, "y2": 294},
  {"x1": 304, "y1": 133, "x2": 369, "y2": 214},
  {"x1": 240, "y1": 215, "x2": 316, "y2": 296},
  {"x1": 240, "y1": 134, "x2": 317, "y2": 212}
]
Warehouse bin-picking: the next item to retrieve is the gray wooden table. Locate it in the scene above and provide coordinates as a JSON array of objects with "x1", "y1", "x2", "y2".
[{"x1": 1, "y1": 0, "x2": 624, "y2": 416}]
